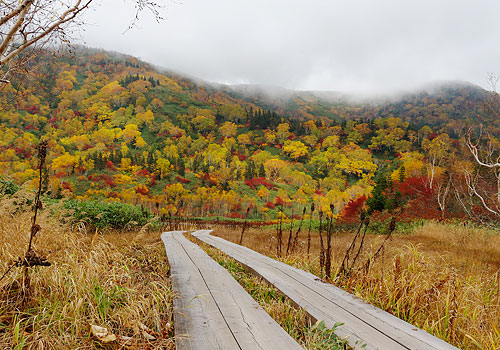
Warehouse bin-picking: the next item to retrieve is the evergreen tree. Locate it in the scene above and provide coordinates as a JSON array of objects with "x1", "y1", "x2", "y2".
[
  {"x1": 366, "y1": 171, "x2": 389, "y2": 213},
  {"x1": 246, "y1": 159, "x2": 256, "y2": 180},
  {"x1": 178, "y1": 158, "x2": 186, "y2": 176},
  {"x1": 399, "y1": 165, "x2": 406, "y2": 183},
  {"x1": 258, "y1": 163, "x2": 266, "y2": 178}
]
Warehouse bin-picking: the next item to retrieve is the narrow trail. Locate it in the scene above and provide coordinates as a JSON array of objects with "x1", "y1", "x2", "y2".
[
  {"x1": 192, "y1": 229, "x2": 459, "y2": 350},
  {"x1": 161, "y1": 231, "x2": 303, "y2": 350}
]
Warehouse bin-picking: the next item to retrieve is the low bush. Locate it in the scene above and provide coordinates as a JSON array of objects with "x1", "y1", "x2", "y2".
[
  {"x1": 64, "y1": 199, "x2": 153, "y2": 230},
  {"x1": 0, "y1": 176, "x2": 19, "y2": 196}
]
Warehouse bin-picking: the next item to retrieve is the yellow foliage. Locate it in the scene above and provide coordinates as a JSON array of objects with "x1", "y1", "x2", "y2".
[
  {"x1": 114, "y1": 174, "x2": 133, "y2": 185},
  {"x1": 283, "y1": 140, "x2": 308, "y2": 160},
  {"x1": 120, "y1": 158, "x2": 132, "y2": 170}
]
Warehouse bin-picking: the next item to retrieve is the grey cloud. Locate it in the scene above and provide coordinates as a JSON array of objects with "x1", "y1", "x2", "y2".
[{"x1": 81, "y1": 0, "x2": 500, "y2": 93}]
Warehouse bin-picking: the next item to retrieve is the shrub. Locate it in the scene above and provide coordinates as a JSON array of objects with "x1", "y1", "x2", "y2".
[
  {"x1": 64, "y1": 199, "x2": 152, "y2": 230},
  {"x1": 265, "y1": 201, "x2": 276, "y2": 209},
  {"x1": 0, "y1": 176, "x2": 19, "y2": 196}
]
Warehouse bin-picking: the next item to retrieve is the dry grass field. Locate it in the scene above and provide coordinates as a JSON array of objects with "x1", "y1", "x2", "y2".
[
  {"x1": 214, "y1": 221, "x2": 500, "y2": 350},
  {"x1": 0, "y1": 195, "x2": 174, "y2": 349},
  {"x1": 2, "y1": 185, "x2": 499, "y2": 350}
]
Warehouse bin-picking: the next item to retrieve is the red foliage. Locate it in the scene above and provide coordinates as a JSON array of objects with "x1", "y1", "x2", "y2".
[
  {"x1": 175, "y1": 176, "x2": 191, "y2": 184},
  {"x1": 55, "y1": 172, "x2": 66, "y2": 178},
  {"x1": 399, "y1": 198, "x2": 441, "y2": 221},
  {"x1": 227, "y1": 212, "x2": 246, "y2": 219},
  {"x1": 25, "y1": 105, "x2": 40, "y2": 114},
  {"x1": 244, "y1": 177, "x2": 275, "y2": 190},
  {"x1": 264, "y1": 201, "x2": 275, "y2": 209},
  {"x1": 149, "y1": 174, "x2": 157, "y2": 187},
  {"x1": 428, "y1": 133, "x2": 439, "y2": 140},
  {"x1": 135, "y1": 184, "x2": 150, "y2": 195},
  {"x1": 315, "y1": 189, "x2": 324, "y2": 196},
  {"x1": 398, "y1": 176, "x2": 432, "y2": 200},
  {"x1": 107, "y1": 191, "x2": 120, "y2": 198},
  {"x1": 61, "y1": 182, "x2": 73, "y2": 192},
  {"x1": 75, "y1": 166, "x2": 85, "y2": 174},
  {"x1": 274, "y1": 196, "x2": 284, "y2": 206},
  {"x1": 99, "y1": 174, "x2": 115, "y2": 187},
  {"x1": 341, "y1": 196, "x2": 367, "y2": 220},
  {"x1": 105, "y1": 160, "x2": 116, "y2": 171},
  {"x1": 24, "y1": 125, "x2": 39, "y2": 130},
  {"x1": 136, "y1": 169, "x2": 151, "y2": 177},
  {"x1": 238, "y1": 154, "x2": 247, "y2": 161}
]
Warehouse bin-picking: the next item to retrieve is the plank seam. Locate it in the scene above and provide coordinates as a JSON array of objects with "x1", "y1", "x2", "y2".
[{"x1": 172, "y1": 233, "x2": 244, "y2": 350}]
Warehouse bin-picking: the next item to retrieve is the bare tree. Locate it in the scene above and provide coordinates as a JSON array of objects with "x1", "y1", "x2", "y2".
[
  {"x1": 464, "y1": 127, "x2": 500, "y2": 218},
  {"x1": 0, "y1": 0, "x2": 163, "y2": 84}
]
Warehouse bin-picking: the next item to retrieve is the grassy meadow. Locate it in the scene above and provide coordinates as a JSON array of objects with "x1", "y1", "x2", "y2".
[
  {"x1": 213, "y1": 221, "x2": 500, "y2": 350},
  {"x1": 0, "y1": 192, "x2": 174, "y2": 349},
  {"x1": 1, "y1": 186, "x2": 500, "y2": 349}
]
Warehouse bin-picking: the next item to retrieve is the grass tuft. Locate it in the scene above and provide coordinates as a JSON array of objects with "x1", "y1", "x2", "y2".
[{"x1": 0, "y1": 202, "x2": 174, "y2": 349}]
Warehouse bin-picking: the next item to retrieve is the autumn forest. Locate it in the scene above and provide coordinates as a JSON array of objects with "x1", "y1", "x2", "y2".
[{"x1": 1, "y1": 48, "x2": 499, "y2": 227}]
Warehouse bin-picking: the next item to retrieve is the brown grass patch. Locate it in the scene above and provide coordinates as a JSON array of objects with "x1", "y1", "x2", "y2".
[
  {"x1": 0, "y1": 197, "x2": 174, "y2": 349},
  {"x1": 212, "y1": 221, "x2": 500, "y2": 350}
]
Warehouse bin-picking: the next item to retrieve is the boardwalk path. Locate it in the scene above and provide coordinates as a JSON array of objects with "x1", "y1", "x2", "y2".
[
  {"x1": 192, "y1": 230, "x2": 459, "y2": 350},
  {"x1": 161, "y1": 231, "x2": 303, "y2": 350}
]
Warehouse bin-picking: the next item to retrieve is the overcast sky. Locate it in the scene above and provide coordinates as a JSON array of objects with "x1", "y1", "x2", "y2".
[{"x1": 80, "y1": 0, "x2": 500, "y2": 94}]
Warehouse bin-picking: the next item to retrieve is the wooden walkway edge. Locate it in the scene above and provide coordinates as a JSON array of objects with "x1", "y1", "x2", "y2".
[
  {"x1": 161, "y1": 231, "x2": 303, "y2": 350},
  {"x1": 192, "y1": 229, "x2": 459, "y2": 350}
]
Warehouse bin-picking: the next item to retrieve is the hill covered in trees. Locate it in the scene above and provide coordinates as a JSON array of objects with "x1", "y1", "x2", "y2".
[{"x1": 1, "y1": 47, "x2": 499, "y2": 224}]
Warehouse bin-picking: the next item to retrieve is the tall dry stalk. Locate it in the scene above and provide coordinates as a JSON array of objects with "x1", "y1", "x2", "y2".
[
  {"x1": 285, "y1": 208, "x2": 294, "y2": 255},
  {"x1": 318, "y1": 210, "x2": 325, "y2": 275},
  {"x1": 338, "y1": 211, "x2": 368, "y2": 278},
  {"x1": 307, "y1": 203, "x2": 315, "y2": 257},
  {"x1": 0, "y1": 140, "x2": 51, "y2": 297},
  {"x1": 276, "y1": 205, "x2": 284, "y2": 257},
  {"x1": 238, "y1": 207, "x2": 251, "y2": 245},
  {"x1": 290, "y1": 206, "x2": 306, "y2": 254},
  {"x1": 359, "y1": 217, "x2": 397, "y2": 275}
]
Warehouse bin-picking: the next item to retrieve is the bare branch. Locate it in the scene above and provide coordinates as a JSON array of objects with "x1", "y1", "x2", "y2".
[
  {"x1": 0, "y1": 0, "x2": 34, "y2": 27},
  {"x1": 0, "y1": 0, "x2": 33, "y2": 56},
  {"x1": 466, "y1": 128, "x2": 500, "y2": 169}
]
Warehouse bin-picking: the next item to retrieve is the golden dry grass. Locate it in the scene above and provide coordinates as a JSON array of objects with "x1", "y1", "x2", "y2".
[
  {"x1": 213, "y1": 221, "x2": 500, "y2": 350},
  {"x1": 0, "y1": 194, "x2": 174, "y2": 349}
]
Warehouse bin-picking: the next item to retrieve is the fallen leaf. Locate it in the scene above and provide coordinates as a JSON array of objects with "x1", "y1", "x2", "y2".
[
  {"x1": 137, "y1": 321, "x2": 156, "y2": 341},
  {"x1": 90, "y1": 324, "x2": 117, "y2": 343}
]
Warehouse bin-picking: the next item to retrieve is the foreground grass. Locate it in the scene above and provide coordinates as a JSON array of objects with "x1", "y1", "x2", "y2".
[
  {"x1": 0, "y1": 198, "x2": 174, "y2": 349},
  {"x1": 192, "y1": 238, "x2": 349, "y2": 350},
  {"x1": 214, "y1": 221, "x2": 500, "y2": 350}
]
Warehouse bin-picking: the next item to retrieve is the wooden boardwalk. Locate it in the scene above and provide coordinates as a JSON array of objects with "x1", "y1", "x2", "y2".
[
  {"x1": 161, "y1": 231, "x2": 303, "y2": 350},
  {"x1": 192, "y1": 230, "x2": 459, "y2": 350}
]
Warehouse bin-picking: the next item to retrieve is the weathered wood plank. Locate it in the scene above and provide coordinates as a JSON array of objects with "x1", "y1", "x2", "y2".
[
  {"x1": 161, "y1": 231, "x2": 303, "y2": 350},
  {"x1": 192, "y1": 229, "x2": 459, "y2": 350}
]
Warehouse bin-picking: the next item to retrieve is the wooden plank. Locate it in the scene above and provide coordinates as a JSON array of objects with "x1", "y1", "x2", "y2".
[
  {"x1": 192, "y1": 230, "x2": 459, "y2": 350},
  {"x1": 161, "y1": 231, "x2": 303, "y2": 350}
]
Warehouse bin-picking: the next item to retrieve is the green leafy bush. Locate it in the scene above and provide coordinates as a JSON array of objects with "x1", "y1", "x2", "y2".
[
  {"x1": 0, "y1": 176, "x2": 19, "y2": 196},
  {"x1": 64, "y1": 199, "x2": 152, "y2": 230}
]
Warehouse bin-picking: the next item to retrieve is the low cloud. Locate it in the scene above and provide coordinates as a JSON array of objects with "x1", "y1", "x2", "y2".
[{"x1": 81, "y1": 0, "x2": 500, "y2": 94}]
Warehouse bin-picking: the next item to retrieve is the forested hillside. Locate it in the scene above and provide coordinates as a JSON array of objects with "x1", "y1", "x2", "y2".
[{"x1": 1, "y1": 48, "x2": 499, "y2": 224}]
